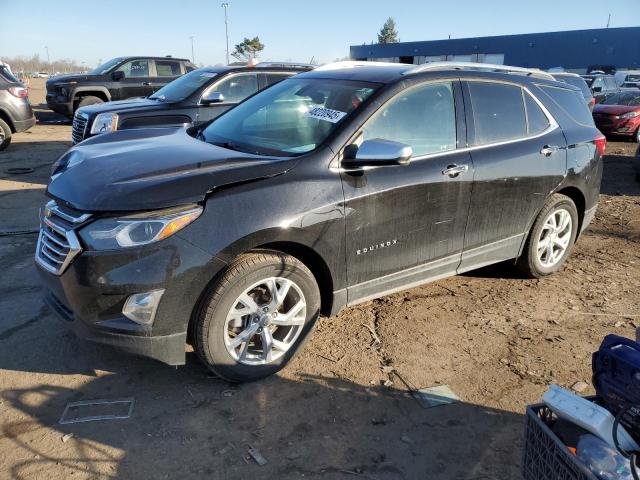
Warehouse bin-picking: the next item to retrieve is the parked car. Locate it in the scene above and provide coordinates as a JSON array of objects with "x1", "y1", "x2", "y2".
[
  {"x1": 551, "y1": 72, "x2": 595, "y2": 110},
  {"x1": 615, "y1": 70, "x2": 640, "y2": 86},
  {"x1": 581, "y1": 74, "x2": 620, "y2": 103},
  {"x1": 622, "y1": 82, "x2": 640, "y2": 90},
  {"x1": 0, "y1": 64, "x2": 36, "y2": 151},
  {"x1": 37, "y1": 62, "x2": 604, "y2": 382},
  {"x1": 592, "y1": 91, "x2": 640, "y2": 142},
  {"x1": 32, "y1": 72, "x2": 49, "y2": 78},
  {"x1": 46, "y1": 56, "x2": 196, "y2": 118},
  {"x1": 70, "y1": 65, "x2": 310, "y2": 144},
  {"x1": 634, "y1": 145, "x2": 640, "y2": 182}
]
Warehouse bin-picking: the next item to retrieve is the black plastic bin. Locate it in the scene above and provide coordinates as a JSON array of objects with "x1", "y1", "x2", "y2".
[{"x1": 522, "y1": 402, "x2": 598, "y2": 480}]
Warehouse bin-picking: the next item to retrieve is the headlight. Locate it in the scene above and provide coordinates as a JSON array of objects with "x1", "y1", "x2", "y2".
[
  {"x1": 620, "y1": 111, "x2": 640, "y2": 119},
  {"x1": 91, "y1": 112, "x2": 119, "y2": 134},
  {"x1": 79, "y1": 206, "x2": 202, "y2": 250}
]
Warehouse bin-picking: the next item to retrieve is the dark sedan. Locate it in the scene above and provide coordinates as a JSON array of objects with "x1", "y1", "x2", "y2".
[
  {"x1": 71, "y1": 65, "x2": 311, "y2": 144},
  {"x1": 592, "y1": 91, "x2": 640, "y2": 142}
]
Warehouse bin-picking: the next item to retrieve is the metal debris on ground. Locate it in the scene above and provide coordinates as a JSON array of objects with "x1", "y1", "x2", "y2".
[
  {"x1": 61, "y1": 433, "x2": 73, "y2": 442},
  {"x1": 59, "y1": 398, "x2": 135, "y2": 424},
  {"x1": 412, "y1": 385, "x2": 460, "y2": 409},
  {"x1": 216, "y1": 442, "x2": 235, "y2": 455},
  {"x1": 247, "y1": 445, "x2": 268, "y2": 465},
  {"x1": 222, "y1": 389, "x2": 235, "y2": 397},
  {"x1": 4, "y1": 167, "x2": 34, "y2": 175}
]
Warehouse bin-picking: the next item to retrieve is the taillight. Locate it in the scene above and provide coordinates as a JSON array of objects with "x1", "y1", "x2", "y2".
[
  {"x1": 588, "y1": 97, "x2": 596, "y2": 111},
  {"x1": 8, "y1": 87, "x2": 28, "y2": 99},
  {"x1": 595, "y1": 133, "x2": 606, "y2": 156}
]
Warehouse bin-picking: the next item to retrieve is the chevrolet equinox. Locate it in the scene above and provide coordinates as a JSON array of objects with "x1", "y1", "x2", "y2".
[{"x1": 36, "y1": 61, "x2": 605, "y2": 382}]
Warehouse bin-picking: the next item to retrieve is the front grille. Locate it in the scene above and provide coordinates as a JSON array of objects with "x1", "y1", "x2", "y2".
[
  {"x1": 35, "y1": 201, "x2": 91, "y2": 275},
  {"x1": 72, "y1": 112, "x2": 89, "y2": 144}
]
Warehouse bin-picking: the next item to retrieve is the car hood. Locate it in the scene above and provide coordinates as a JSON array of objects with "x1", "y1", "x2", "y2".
[
  {"x1": 78, "y1": 97, "x2": 161, "y2": 116},
  {"x1": 593, "y1": 104, "x2": 640, "y2": 115},
  {"x1": 47, "y1": 73, "x2": 102, "y2": 85},
  {"x1": 47, "y1": 128, "x2": 297, "y2": 212}
]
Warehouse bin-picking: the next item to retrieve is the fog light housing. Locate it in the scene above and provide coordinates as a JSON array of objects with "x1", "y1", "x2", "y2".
[{"x1": 122, "y1": 289, "x2": 165, "y2": 325}]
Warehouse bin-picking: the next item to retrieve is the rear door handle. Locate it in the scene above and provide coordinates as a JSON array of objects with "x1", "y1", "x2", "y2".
[
  {"x1": 142, "y1": 82, "x2": 152, "y2": 86},
  {"x1": 540, "y1": 145, "x2": 560, "y2": 157},
  {"x1": 442, "y1": 164, "x2": 469, "y2": 177}
]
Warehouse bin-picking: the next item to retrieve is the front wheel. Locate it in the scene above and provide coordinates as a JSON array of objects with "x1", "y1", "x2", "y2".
[
  {"x1": 194, "y1": 251, "x2": 321, "y2": 382},
  {"x1": 517, "y1": 194, "x2": 579, "y2": 278}
]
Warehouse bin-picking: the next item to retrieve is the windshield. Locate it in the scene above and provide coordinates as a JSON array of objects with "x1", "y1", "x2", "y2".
[
  {"x1": 627, "y1": 74, "x2": 640, "y2": 82},
  {"x1": 90, "y1": 57, "x2": 123, "y2": 75},
  {"x1": 150, "y1": 69, "x2": 219, "y2": 102},
  {"x1": 601, "y1": 92, "x2": 640, "y2": 106},
  {"x1": 201, "y1": 78, "x2": 378, "y2": 156}
]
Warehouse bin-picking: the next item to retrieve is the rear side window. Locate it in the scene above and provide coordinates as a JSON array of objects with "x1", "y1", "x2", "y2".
[
  {"x1": 539, "y1": 85, "x2": 594, "y2": 126},
  {"x1": 468, "y1": 82, "x2": 526, "y2": 145},
  {"x1": 265, "y1": 73, "x2": 293, "y2": 86},
  {"x1": 524, "y1": 93, "x2": 550, "y2": 135},
  {"x1": 155, "y1": 60, "x2": 182, "y2": 77}
]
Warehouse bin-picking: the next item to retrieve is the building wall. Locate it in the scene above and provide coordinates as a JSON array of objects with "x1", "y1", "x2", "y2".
[{"x1": 350, "y1": 27, "x2": 640, "y2": 72}]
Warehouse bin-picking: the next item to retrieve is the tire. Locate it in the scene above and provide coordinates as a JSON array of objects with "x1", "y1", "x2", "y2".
[
  {"x1": 517, "y1": 194, "x2": 579, "y2": 278},
  {"x1": 0, "y1": 118, "x2": 12, "y2": 152},
  {"x1": 74, "y1": 95, "x2": 103, "y2": 114},
  {"x1": 635, "y1": 127, "x2": 640, "y2": 143},
  {"x1": 194, "y1": 251, "x2": 321, "y2": 382}
]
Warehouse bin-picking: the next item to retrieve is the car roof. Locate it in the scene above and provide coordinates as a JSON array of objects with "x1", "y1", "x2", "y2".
[
  {"x1": 300, "y1": 61, "x2": 569, "y2": 88},
  {"x1": 114, "y1": 56, "x2": 192, "y2": 62},
  {"x1": 197, "y1": 65, "x2": 314, "y2": 75},
  {"x1": 551, "y1": 72, "x2": 582, "y2": 78}
]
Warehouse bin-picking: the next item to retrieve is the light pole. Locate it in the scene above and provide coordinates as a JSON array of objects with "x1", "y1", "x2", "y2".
[
  {"x1": 189, "y1": 35, "x2": 195, "y2": 64},
  {"x1": 45, "y1": 46, "x2": 50, "y2": 72},
  {"x1": 221, "y1": 3, "x2": 230, "y2": 65}
]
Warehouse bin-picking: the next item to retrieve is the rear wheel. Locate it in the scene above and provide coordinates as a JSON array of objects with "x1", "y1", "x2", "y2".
[
  {"x1": 517, "y1": 194, "x2": 579, "y2": 278},
  {"x1": 194, "y1": 251, "x2": 321, "y2": 382},
  {"x1": 0, "y1": 118, "x2": 12, "y2": 152}
]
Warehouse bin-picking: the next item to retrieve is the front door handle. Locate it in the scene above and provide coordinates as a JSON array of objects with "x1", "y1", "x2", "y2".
[
  {"x1": 540, "y1": 145, "x2": 560, "y2": 157},
  {"x1": 142, "y1": 82, "x2": 152, "y2": 86},
  {"x1": 442, "y1": 164, "x2": 469, "y2": 177}
]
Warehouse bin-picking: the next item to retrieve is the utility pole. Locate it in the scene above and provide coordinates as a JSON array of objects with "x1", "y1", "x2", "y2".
[
  {"x1": 189, "y1": 35, "x2": 195, "y2": 63},
  {"x1": 221, "y1": 3, "x2": 230, "y2": 65},
  {"x1": 606, "y1": 13, "x2": 611, "y2": 28}
]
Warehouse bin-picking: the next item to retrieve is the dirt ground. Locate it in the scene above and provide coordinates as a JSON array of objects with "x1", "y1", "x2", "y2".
[{"x1": 0, "y1": 79, "x2": 639, "y2": 479}]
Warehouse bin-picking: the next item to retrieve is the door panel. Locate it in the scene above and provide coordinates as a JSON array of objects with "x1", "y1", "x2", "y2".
[
  {"x1": 341, "y1": 80, "x2": 473, "y2": 304},
  {"x1": 115, "y1": 59, "x2": 152, "y2": 98},
  {"x1": 458, "y1": 81, "x2": 567, "y2": 272}
]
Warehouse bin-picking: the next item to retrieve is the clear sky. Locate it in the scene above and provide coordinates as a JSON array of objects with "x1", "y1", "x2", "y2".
[{"x1": 1, "y1": 0, "x2": 638, "y2": 67}]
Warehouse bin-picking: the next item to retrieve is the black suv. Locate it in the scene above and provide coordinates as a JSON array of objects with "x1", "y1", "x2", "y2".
[
  {"x1": 46, "y1": 56, "x2": 195, "y2": 118},
  {"x1": 581, "y1": 73, "x2": 620, "y2": 103},
  {"x1": 37, "y1": 62, "x2": 604, "y2": 382},
  {"x1": 71, "y1": 65, "x2": 310, "y2": 144},
  {"x1": 0, "y1": 64, "x2": 36, "y2": 151}
]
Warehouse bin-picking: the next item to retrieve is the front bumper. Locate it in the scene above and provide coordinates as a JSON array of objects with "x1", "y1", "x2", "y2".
[
  {"x1": 36, "y1": 233, "x2": 227, "y2": 365},
  {"x1": 594, "y1": 118, "x2": 640, "y2": 137},
  {"x1": 46, "y1": 94, "x2": 73, "y2": 117}
]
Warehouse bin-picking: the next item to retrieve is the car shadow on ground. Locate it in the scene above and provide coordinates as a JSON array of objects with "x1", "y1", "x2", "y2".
[
  {"x1": 33, "y1": 107, "x2": 71, "y2": 126},
  {"x1": 1, "y1": 349, "x2": 524, "y2": 479}
]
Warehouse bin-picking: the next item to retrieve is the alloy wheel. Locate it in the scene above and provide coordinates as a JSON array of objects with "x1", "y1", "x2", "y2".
[
  {"x1": 536, "y1": 208, "x2": 572, "y2": 268},
  {"x1": 224, "y1": 277, "x2": 306, "y2": 366}
]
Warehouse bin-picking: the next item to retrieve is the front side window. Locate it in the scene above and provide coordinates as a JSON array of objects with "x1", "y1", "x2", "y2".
[
  {"x1": 468, "y1": 82, "x2": 526, "y2": 145},
  {"x1": 265, "y1": 73, "x2": 294, "y2": 87},
  {"x1": 116, "y1": 59, "x2": 149, "y2": 78},
  {"x1": 211, "y1": 73, "x2": 259, "y2": 103},
  {"x1": 202, "y1": 78, "x2": 378, "y2": 156},
  {"x1": 362, "y1": 82, "x2": 457, "y2": 156},
  {"x1": 155, "y1": 60, "x2": 182, "y2": 77}
]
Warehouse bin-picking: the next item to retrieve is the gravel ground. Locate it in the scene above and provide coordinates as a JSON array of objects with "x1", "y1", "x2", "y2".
[{"x1": 0, "y1": 79, "x2": 638, "y2": 479}]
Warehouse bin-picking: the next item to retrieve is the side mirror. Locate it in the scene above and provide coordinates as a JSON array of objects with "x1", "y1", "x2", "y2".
[
  {"x1": 592, "y1": 86, "x2": 602, "y2": 93},
  {"x1": 201, "y1": 91, "x2": 224, "y2": 105},
  {"x1": 111, "y1": 71, "x2": 125, "y2": 81},
  {"x1": 342, "y1": 139, "x2": 412, "y2": 168}
]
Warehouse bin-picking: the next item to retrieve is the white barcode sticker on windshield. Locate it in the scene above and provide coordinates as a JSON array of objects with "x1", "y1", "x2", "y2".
[{"x1": 305, "y1": 107, "x2": 347, "y2": 123}]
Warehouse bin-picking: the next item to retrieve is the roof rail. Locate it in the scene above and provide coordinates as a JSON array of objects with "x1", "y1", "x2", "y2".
[
  {"x1": 403, "y1": 62, "x2": 555, "y2": 80},
  {"x1": 313, "y1": 60, "x2": 406, "y2": 71},
  {"x1": 255, "y1": 62, "x2": 316, "y2": 69}
]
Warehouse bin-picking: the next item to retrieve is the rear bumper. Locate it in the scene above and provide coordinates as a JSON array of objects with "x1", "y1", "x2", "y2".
[{"x1": 13, "y1": 115, "x2": 36, "y2": 133}]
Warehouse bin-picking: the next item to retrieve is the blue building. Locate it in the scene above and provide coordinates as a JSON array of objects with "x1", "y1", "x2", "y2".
[{"x1": 350, "y1": 27, "x2": 640, "y2": 73}]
